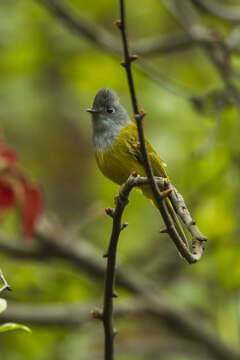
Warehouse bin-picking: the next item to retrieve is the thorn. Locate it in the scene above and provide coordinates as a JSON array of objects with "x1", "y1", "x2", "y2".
[
  {"x1": 132, "y1": 141, "x2": 140, "y2": 148},
  {"x1": 91, "y1": 308, "x2": 103, "y2": 320},
  {"x1": 135, "y1": 109, "x2": 147, "y2": 120},
  {"x1": 120, "y1": 61, "x2": 127, "y2": 67},
  {"x1": 112, "y1": 291, "x2": 119, "y2": 298},
  {"x1": 105, "y1": 207, "x2": 115, "y2": 217},
  {"x1": 131, "y1": 171, "x2": 138, "y2": 177},
  {"x1": 121, "y1": 222, "x2": 128, "y2": 231},
  {"x1": 160, "y1": 188, "x2": 172, "y2": 200},
  {"x1": 130, "y1": 54, "x2": 138, "y2": 62},
  {"x1": 103, "y1": 252, "x2": 109, "y2": 258},
  {"x1": 114, "y1": 196, "x2": 119, "y2": 205},
  {"x1": 6, "y1": 285, "x2": 12, "y2": 291},
  {"x1": 160, "y1": 227, "x2": 168, "y2": 234},
  {"x1": 114, "y1": 19, "x2": 122, "y2": 28}
]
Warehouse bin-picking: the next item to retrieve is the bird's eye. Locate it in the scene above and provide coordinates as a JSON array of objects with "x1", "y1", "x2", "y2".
[{"x1": 107, "y1": 107, "x2": 114, "y2": 114}]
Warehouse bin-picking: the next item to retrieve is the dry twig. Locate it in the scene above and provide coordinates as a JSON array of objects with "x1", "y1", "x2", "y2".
[
  {"x1": 191, "y1": 0, "x2": 240, "y2": 23},
  {"x1": 0, "y1": 268, "x2": 12, "y2": 293},
  {"x1": 102, "y1": 173, "x2": 139, "y2": 360},
  {"x1": 116, "y1": 0, "x2": 206, "y2": 262},
  {"x1": 100, "y1": 1, "x2": 207, "y2": 358},
  {"x1": 0, "y1": 222, "x2": 238, "y2": 359},
  {"x1": 101, "y1": 173, "x2": 198, "y2": 360},
  {"x1": 36, "y1": 0, "x2": 200, "y2": 101},
  {"x1": 163, "y1": 0, "x2": 240, "y2": 104},
  {"x1": 37, "y1": 0, "x2": 195, "y2": 56}
]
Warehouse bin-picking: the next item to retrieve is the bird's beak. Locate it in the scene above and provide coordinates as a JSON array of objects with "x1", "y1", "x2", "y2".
[{"x1": 86, "y1": 108, "x2": 99, "y2": 114}]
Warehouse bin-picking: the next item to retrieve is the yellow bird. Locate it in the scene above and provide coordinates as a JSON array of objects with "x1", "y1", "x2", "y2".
[{"x1": 87, "y1": 88, "x2": 187, "y2": 242}]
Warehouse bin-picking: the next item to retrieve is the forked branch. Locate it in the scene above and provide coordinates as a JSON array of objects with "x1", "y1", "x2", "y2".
[
  {"x1": 102, "y1": 173, "x2": 172, "y2": 360},
  {"x1": 101, "y1": 171, "x2": 206, "y2": 359},
  {"x1": 100, "y1": 2, "x2": 208, "y2": 359},
  {"x1": 0, "y1": 269, "x2": 12, "y2": 294},
  {"x1": 116, "y1": 0, "x2": 206, "y2": 263}
]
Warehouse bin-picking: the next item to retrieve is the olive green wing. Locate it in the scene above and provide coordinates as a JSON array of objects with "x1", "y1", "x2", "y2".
[
  {"x1": 146, "y1": 140, "x2": 168, "y2": 179},
  {"x1": 123, "y1": 124, "x2": 168, "y2": 178},
  {"x1": 122, "y1": 124, "x2": 188, "y2": 245}
]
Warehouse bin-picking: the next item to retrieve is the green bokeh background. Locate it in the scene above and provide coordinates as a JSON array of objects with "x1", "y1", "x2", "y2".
[{"x1": 0, "y1": 0, "x2": 240, "y2": 359}]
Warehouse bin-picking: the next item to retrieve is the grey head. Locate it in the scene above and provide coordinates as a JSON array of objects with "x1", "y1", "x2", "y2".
[{"x1": 87, "y1": 88, "x2": 131, "y2": 152}]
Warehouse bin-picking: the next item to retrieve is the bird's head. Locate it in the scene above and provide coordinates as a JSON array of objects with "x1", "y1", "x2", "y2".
[{"x1": 87, "y1": 88, "x2": 130, "y2": 129}]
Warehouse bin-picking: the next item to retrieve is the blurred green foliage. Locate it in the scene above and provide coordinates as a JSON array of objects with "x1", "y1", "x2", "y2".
[
  {"x1": 0, "y1": 0, "x2": 240, "y2": 359},
  {"x1": 0, "y1": 298, "x2": 31, "y2": 333}
]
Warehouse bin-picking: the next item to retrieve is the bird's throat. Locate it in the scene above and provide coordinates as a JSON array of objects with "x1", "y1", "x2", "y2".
[{"x1": 92, "y1": 119, "x2": 129, "y2": 153}]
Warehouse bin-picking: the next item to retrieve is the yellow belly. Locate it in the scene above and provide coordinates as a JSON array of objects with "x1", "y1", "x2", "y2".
[
  {"x1": 95, "y1": 141, "x2": 146, "y2": 185},
  {"x1": 95, "y1": 123, "x2": 168, "y2": 201},
  {"x1": 95, "y1": 124, "x2": 187, "y2": 243}
]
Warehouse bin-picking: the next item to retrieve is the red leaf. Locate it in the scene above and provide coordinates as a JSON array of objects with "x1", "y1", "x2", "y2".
[
  {"x1": 0, "y1": 137, "x2": 44, "y2": 237},
  {"x1": 0, "y1": 142, "x2": 17, "y2": 167},
  {"x1": 21, "y1": 182, "x2": 44, "y2": 237},
  {"x1": 0, "y1": 180, "x2": 15, "y2": 209}
]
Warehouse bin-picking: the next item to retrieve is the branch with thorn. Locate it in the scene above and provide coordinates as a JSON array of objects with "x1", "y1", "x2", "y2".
[
  {"x1": 163, "y1": 0, "x2": 240, "y2": 105},
  {"x1": 36, "y1": 0, "x2": 240, "y2": 108},
  {"x1": 37, "y1": 0, "x2": 201, "y2": 101},
  {"x1": 191, "y1": 0, "x2": 240, "y2": 23},
  {"x1": 0, "y1": 299, "x2": 236, "y2": 359},
  {"x1": 0, "y1": 269, "x2": 12, "y2": 294},
  {"x1": 98, "y1": 1, "x2": 208, "y2": 358},
  {"x1": 101, "y1": 169, "x2": 206, "y2": 360},
  {"x1": 116, "y1": 0, "x2": 206, "y2": 263},
  {"x1": 167, "y1": 184, "x2": 207, "y2": 259},
  {"x1": 101, "y1": 172, "x2": 172, "y2": 360},
  {"x1": 0, "y1": 223, "x2": 238, "y2": 359}
]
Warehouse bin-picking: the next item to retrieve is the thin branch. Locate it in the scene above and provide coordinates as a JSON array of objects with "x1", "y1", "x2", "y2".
[
  {"x1": 0, "y1": 225, "x2": 238, "y2": 359},
  {"x1": 37, "y1": 0, "x2": 121, "y2": 54},
  {"x1": 144, "y1": 294, "x2": 240, "y2": 360},
  {"x1": 101, "y1": 174, "x2": 169, "y2": 360},
  {"x1": 133, "y1": 31, "x2": 194, "y2": 56},
  {"x1": 168, "y1": 184, "x2": 207, "y2": 259},
  {"x1": 99, "y1": 1, "x2": 207, "y2": 356},
  {"x1": 0, "y1": 230, "x2": 140, "y2": 294},
  {"x1": 0, "y1": 268, "x2": 12, "y2": 293},
  {"x1": 163, "y1": 0, "x2": 240, "y2": 104},
  {"x1": 36, "y1": 0, "x2": 240, "y2": 108},
  {"x1": 0, "y1": 300, "x2": 145, "y2": 327},
  {"x1": 1, "y1": 299, "x2": 239, "y2": 360},
  {"x1": 191, "y1": 0, "x2": 240, "y2": 23},
  {"x1": 36, "y1": 0, "x2": 196, "y2": 56},
  {"x1": 116, "y1": 0, "x2": 205, "y2": 263},
  {"x1": 36, "y1": 219, "x2": 141, "y2": 294},
  {"x1": 102, "y1": 173, "x2": 144, "y2": 360},
  {"x1": 35, "y1": 0, "x2": 203, "y2": 102},
  {"x1": 101, "y1": 174, "x2": 188, "y2": 360}
]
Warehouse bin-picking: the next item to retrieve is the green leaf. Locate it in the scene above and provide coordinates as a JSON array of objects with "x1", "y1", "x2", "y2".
[
  {"x1": 0, "y1": 323, "x2": 31, "y2": 333},
  {"x1": 0, "y1": 299, "x2": 7, "y2": 314}
]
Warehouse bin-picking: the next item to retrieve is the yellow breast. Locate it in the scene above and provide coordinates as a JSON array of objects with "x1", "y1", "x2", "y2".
[{"x1": 95, "y1": 124, "x2": 146, "y2": 185}]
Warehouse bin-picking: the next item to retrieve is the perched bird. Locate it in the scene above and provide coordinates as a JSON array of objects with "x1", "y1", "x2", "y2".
[{"x1": 87, "y1": 88, "x2": 186, "y2": 242}]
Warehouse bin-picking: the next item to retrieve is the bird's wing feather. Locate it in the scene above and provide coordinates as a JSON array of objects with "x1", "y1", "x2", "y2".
[
  {"x1": 121, "y1": 124, "x2": 188, "y2": 245},
  {"x1": 123, "y1": 124, "x2": 168, "y2": 178}
]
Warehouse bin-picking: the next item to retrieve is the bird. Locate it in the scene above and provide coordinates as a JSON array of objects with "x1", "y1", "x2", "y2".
[{"x1": 87, "y1": 88, "x2": 187, "y2": 243}]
